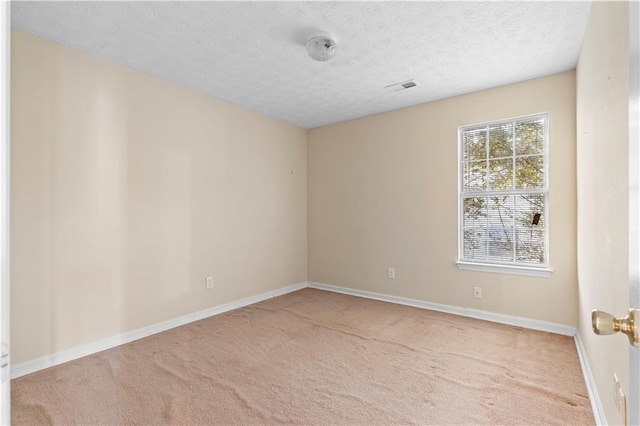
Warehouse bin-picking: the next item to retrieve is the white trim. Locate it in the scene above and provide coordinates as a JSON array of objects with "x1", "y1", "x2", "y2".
[
  {"x1": 307, "y1": 282, "x2": 575, "y2": 336},
  {"x1": 455, "y1": 260, "x2": 554, "y2": 277},
  {"x1": 10, "y1": 282, "x2": 307, "y2": 379},
  {"x1": 0, "y1": 1, "x2": 9, "y2": 423},
  {"x1": 309, "y1": 282, "x2": 465, "y2": 317},
  {"x1": 462, "y1": 188, "x2": 548, "y2": 197},
  {"x1": 628, "y1": 2, "x2": 640, "y2": 425},
  {"x1": 459, "y1": 111, "x2": 551, "y2": 130},
  {"x1": 575, "y1": 332, "x2": 607, "y2": 426}
]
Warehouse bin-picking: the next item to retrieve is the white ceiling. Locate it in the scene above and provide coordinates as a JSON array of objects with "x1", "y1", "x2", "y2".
[{"x1": 11, "y1": 1, "x2": 592, "y2": 129}]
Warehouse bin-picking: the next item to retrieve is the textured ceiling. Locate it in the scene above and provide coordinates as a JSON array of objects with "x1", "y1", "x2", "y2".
[{"x1": 11, "y1": 1, "x2": 592, "y2": 129}]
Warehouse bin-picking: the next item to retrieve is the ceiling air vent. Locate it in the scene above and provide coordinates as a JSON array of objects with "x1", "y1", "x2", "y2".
[{"x1": 385, "y1": 80, "x2": 418, "y2": 92}]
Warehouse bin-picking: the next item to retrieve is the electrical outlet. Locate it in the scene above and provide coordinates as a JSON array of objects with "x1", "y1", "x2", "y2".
[
  {"x1": 205, "y1": 276, "x2": 214, "y2": 290},
  {"x1": 474, "y1": 287, "x2": 482, "y2": 299},
  {"x1": 387, "y1": 268, "x2": 395, "y2": 279}
]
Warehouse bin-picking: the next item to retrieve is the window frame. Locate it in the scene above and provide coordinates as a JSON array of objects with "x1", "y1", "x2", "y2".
[{"x1": 456, "y1": 113, "x2": 553, "y2": 277}]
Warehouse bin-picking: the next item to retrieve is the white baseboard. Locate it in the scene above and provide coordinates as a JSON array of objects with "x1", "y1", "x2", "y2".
[
  {"x1": 307, "y1": 282, "x2": 577, "y2": 336},
  {"x1": 11, "y1": 282, "x2": 307, "y2": 379},
  {"x1": 575, "y1": 332, "x2": 607, "y2": 425}
]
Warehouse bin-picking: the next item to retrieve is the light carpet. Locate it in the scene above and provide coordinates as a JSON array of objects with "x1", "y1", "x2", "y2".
[{"x1": 12, "y1": 288, "x2": 593, "y2": 425}]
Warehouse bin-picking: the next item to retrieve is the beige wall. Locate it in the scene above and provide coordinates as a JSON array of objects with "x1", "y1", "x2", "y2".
[
  {"x1": 576, "y1": 2, "x2": 629, "y2": 425},
  {"x1": 308, "y1": 71, "x2": 577, "y2": 326},
  {"x1": 10, "y1": 30, "x2": 307, "y2": 364}
]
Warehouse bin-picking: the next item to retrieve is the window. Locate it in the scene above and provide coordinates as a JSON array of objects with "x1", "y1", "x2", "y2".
[{"x1": 457, "y1": 114, "x2": 551, "y2": 276}]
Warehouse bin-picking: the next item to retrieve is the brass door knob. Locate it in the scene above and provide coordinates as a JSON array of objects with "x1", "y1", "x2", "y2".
[{"x1": 592, "y1": 309, "x2": 639, "y2": 347}]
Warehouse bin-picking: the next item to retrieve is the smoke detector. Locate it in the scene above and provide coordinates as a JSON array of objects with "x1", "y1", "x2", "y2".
[{"x1": 306, "y1": 32, "x2": 337, "y2": 62}]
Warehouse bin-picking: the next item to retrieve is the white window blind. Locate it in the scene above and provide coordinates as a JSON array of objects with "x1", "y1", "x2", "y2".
[{"x1": 459, "y1": 114, "x2": 549, "y2": 268}]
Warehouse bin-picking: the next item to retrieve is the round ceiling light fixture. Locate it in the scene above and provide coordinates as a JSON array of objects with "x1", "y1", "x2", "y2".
[{"x1": 306, "y1": 32, "x2": 337, "y2": 62}]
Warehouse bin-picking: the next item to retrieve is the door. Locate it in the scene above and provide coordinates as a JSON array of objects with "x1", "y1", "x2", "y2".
[
  {"x1": 592, "y1": 3, "x2": 640, "y2": 425},
  {"x1": 0, "y1": 0, "x2": 9, "y2": 424},
  {"x1": 629, "y1": 2, "x2": 640, "y2": 425}
]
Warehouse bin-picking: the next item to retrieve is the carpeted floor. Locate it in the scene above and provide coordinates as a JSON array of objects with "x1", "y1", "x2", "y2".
[{"x1": 12, "y1": 288, "x2": 594, "y2": 425}]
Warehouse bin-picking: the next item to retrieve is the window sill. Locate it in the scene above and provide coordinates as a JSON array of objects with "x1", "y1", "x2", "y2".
[{"x1": 455, "y1": 261, "x2": 554, "y2": 277}]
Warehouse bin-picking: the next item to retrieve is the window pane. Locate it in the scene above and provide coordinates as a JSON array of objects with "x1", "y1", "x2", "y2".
[
  {"x1": 462, "y1": 161, "x2": 486, "y2": 191},
  {"x1": 487, "y1": 196, "x2": 514, "y2": 261},
  {"x1": 515, "y1": 155, "x2": 544, "y2": 189},
  {"x1": 515, "y1": 194, "x2": 545, "y2": 230},
  {"x1": 516, "y1": 229, "x2": 545, "y2": 264},
  {"x1": 463, "y1": 128, "x2": 487, "y2": 161},
  {"x1": 488, "y1": 195, "x2": 514, "y2": 228},
  {"x1": 515, "y1": 119, "x2": 544, "y2": 155},
  {"x1": 463, "y1": 197, "x2": 486, "y2": 227},
  {"x1": 463, "y1": 228, "x2": 486, "y2": 260},
  {"x1": 488, "y1": 123, "x2": 513, "y2": 158},
  {"x1": 487, "y1": 229, "x2": 514, "y2": 262},
  {"x1": 488, "y1": 159, "x2": 513, "y2": 190}
]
